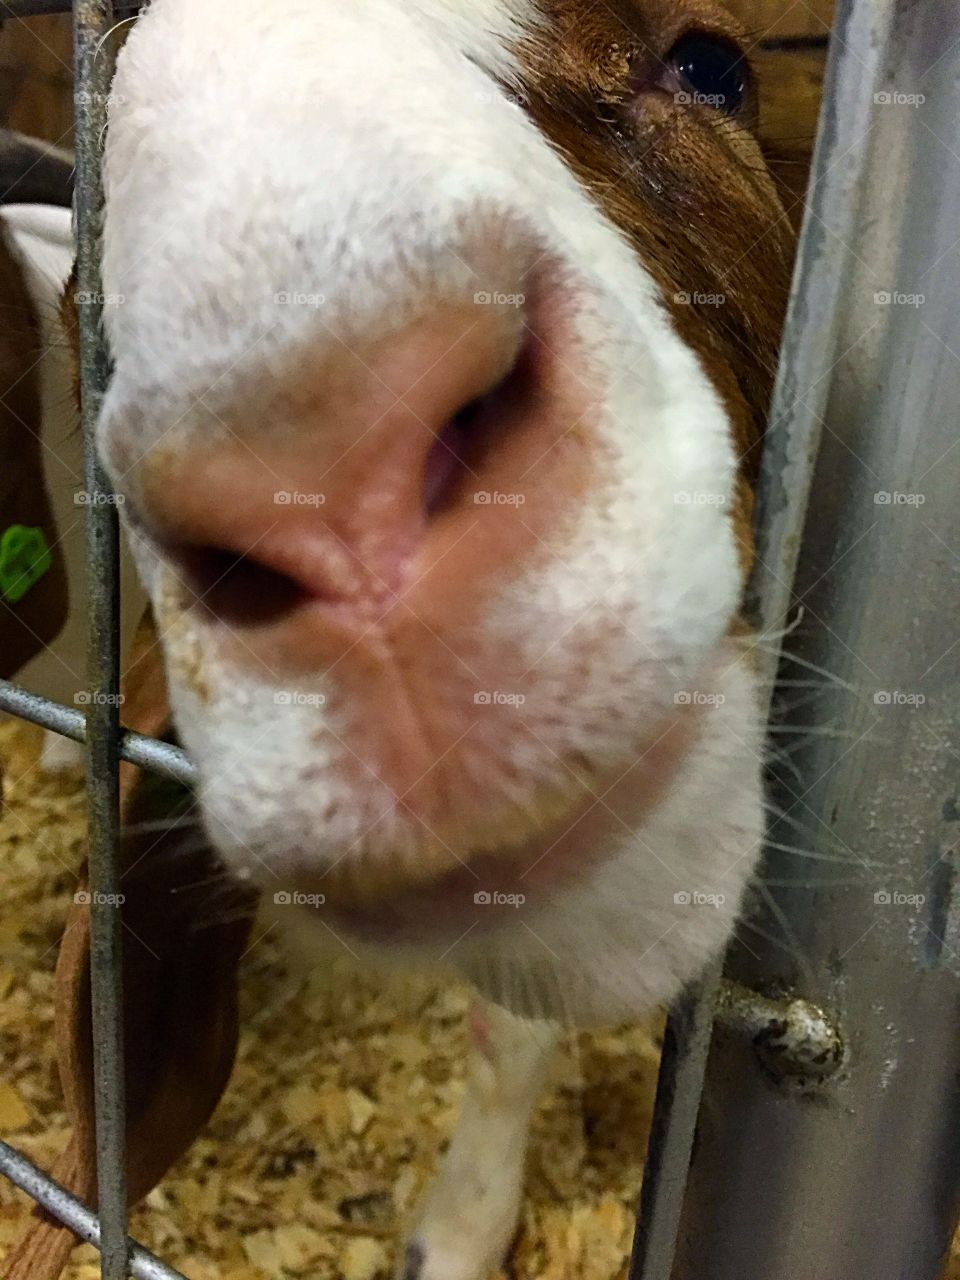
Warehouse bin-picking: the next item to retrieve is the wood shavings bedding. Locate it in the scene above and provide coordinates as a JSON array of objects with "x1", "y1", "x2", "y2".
[
  {"x1": 0, "y1": 720, "x2": 660, "y2": 1280},
  {"x1": 5, "y1": 719, "x2": 958, "y2": 1280}
]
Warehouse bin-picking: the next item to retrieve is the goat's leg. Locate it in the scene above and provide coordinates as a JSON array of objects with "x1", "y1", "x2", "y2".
[{"x1": 397, "y1": 999, "x2": 558, "y2": 1280}]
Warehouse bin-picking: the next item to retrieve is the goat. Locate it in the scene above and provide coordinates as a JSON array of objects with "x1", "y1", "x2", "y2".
[{"x1": 3, "y1": 3, "x2": 806, "y2": 1276}]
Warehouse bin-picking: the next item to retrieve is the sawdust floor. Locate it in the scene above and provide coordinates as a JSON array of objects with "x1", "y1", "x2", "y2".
[
  {"x1": 3, "y1": 718, "x2": 960, "y2": 1280},
  {"x1": 0, "y1": 719, "x2": 658, "y2": 1280}
]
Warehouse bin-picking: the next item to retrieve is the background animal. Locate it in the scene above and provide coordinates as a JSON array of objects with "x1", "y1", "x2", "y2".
[{"x1": 0, "y1": 130, "x2": 146, "y2": 771}]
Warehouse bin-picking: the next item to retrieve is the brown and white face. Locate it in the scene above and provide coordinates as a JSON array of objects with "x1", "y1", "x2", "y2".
[{"x1": 96, "y1": 0, "x2": 794, "y2": 1024}]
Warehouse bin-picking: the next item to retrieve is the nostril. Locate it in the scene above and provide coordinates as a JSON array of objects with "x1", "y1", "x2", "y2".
[
  {"x1": 423, "y1": 395, "x2": 487, "y2": 517},
  {"x1": 176, "y1": 544, "x2": 310, "y2": 627},
  {"x1": 422, "y1": 338, "x2": 537, "y2": 518}
]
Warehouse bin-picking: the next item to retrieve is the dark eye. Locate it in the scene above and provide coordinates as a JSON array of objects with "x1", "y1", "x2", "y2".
[{"x1": 667, "y1": 33, "x2": 749, "y2": 115}]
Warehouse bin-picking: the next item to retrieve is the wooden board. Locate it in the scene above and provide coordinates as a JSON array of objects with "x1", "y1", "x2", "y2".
[
  {"x1": 728, "y1": 0, "x2": 833, "y2": 39},
  {"x1": 0, "y1": 15, "x2": 73, "y2": 144}
]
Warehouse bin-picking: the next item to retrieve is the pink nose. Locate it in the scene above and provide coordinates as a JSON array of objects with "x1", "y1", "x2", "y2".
[{"x1": 130, "y1": 301, "x2": 580, "y2": 672}]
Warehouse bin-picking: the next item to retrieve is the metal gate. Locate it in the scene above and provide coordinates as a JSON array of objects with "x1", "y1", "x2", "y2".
[{"x1": 1, "y1": 2, "x2": 959, "y2": 1278}]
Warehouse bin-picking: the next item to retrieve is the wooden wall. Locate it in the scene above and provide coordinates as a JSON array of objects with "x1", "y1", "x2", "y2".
[
  {"x1": 0, "y1": 2, "x2": 833, "y2": 145},
  {"x1": 0, "y1": 15, "x2": 73, "y2": 143},
  {"x1": 733, "y1": 0, "x2": 833, "y2": 39}
]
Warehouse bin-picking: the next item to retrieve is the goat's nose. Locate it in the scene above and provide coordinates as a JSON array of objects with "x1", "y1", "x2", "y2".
[{"x1": 131, "y1": 306, "x2": 536, "y2": 665}]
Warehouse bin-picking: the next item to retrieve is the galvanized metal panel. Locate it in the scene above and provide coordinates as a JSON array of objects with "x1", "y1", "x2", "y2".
[{"x1": 671, "y1": 0, "x2": 960, "y2": 1274}]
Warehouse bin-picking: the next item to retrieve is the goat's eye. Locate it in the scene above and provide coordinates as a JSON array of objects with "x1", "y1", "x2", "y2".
[{"x1": 667, "y1": 33, "x2": 749, "y2": 114}]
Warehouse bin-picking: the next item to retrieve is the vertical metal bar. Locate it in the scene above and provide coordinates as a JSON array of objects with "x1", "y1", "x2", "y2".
[
  {"x1": 744, "y1": 0, "x2": 899, "y2": 699},
  {"x1": 629, "y1": 7, "x2": 877, "y2": 1274},
  {"x1": 627, "y1": 975, "x2": 721, "y2": 1274},
  {"x1": 670, "y1": 0, "x2": 960, "y2": 1275},
  {"x1": 73, "y1": 4, "x2": 128, "y2": 1279}
]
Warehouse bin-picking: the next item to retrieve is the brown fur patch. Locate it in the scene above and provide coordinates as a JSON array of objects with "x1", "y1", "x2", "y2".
[{"x1": 513, "y1": 0, "x2": 801, "y2": 575}]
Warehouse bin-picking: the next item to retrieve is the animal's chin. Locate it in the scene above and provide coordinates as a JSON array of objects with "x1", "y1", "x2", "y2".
[
  {"x1": 254, "y1": 706, "x2": 703, "y2": 952},
  {"x1": 300, "y1": 794, "x2": 611, "y2": 948}
]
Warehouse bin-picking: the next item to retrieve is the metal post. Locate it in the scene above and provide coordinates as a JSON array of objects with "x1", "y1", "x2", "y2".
[
  {"x1": 628, "y1": 975, "x2": 724, "y2": 1272},
  {"x1": 628, "y1": 5, "x2": 880, "y2": 1271},
  {"x1": 669, "y1": 0, "x2": 960, "y2": 1275},
  {"x1": 72, "y1": 3, "x2": 129, "y2": 1278}
]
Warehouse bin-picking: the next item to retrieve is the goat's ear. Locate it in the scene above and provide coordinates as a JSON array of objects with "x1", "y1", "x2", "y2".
[{"x1": 755, "y1": 46, "x2": 827, "y2": 238}]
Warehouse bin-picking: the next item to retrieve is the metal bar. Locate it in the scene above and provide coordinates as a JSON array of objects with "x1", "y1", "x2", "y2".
[
  {"x1": 73, "y1": 3, "x2": 129, "y2": 1277},
  {"x1": 745, "y1": 0, "x2": 896, "y2": 703},
  {"x1": 0, "y1": 681, "x2": 197, "y2": 786},
  {"x1": 671, "y1": 0, "x2": 960, "y2": 1274},
  {"x1": 0, "y1": 1143, "x2": 188, "y2": 1280},
  {"x1": 627, "y1": 973, "x2": 722, "y2": 1275},
  {"x1": 630, "y1": 968, "x2": 848, "y2": 1273},
  {"x1": 630, "y1": 0, "x2": 920, "y2": 1269},
  {"x1": 629, "y1": 11, "x2": 864, "y2": 1274}
]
